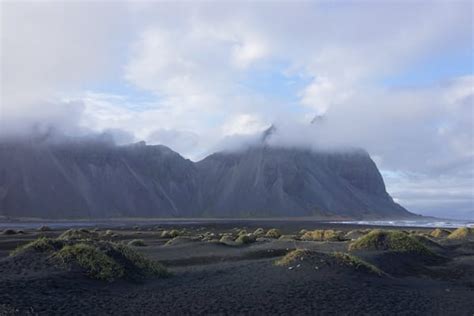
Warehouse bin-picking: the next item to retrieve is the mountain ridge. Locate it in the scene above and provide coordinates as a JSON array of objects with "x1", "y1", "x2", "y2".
[{"x1": 0, "y1": 137, "x2": 415, "y2": 219}]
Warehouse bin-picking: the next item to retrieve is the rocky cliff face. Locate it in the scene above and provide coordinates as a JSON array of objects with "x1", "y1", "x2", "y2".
[
  {"x1": 0, "y1": 139, "x2": 413, "y2": 219},
  {"x1": 196, "y1": 146, "x2": 411, "y2": 219}
]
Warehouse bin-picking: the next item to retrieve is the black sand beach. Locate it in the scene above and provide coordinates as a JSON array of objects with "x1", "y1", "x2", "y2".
[{"x1": 0, "y1": 220, "x2": 473, "y2": 315}]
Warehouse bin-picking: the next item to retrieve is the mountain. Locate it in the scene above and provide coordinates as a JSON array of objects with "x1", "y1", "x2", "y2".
[
  {"x1": 0, "y1": 137, "x2": 414, "y2": 219},
  {"x1": 196, "y1": 146, "x2": 411, "y2": 218},
  {"x1": 0, "y1": 140, "x2": 199, "y2": 218}
]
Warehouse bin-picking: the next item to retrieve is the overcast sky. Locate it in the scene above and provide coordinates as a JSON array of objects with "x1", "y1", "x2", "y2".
[{"x1": 1, "y1": 1, "x2": 473, "y2": 219}]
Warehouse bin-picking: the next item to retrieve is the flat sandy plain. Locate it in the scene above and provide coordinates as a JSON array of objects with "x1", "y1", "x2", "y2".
[{"x1": 0, "y1": 220, "x2": 473, "y2": 315}]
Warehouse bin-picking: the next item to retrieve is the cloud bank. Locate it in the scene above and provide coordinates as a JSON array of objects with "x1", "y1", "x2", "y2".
[{"x1": 1, "y1": 1, "x2": 473, "y2": 219}]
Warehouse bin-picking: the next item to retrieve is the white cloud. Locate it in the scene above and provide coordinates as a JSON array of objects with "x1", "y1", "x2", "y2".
[{"x1": 1, "y1": 1, "x2": 472, "y2": 218}]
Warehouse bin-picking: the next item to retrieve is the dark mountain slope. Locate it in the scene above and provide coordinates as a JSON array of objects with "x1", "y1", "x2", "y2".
[
  {"x1": 196, "y1": 146, "x2": 411, "y2": 219},
  {"x1": 0, "y1": 139, "x2": 414, "y2": 219},
  {"x1": 0, "y1": 140, "x2": 198, "y2": 218}
]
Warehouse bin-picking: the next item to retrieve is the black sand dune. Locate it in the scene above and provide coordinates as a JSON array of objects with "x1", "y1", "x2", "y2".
[{"x1": 0, "y1": 222, "x2": 473, "y2": 315}]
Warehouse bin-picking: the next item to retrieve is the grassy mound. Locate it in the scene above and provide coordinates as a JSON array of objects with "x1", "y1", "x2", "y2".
[
  {"x1": 253, "y1": 228, "x2": 265, "y2": 236},
  {"x1": 344, "y1": 230, "x2": 368, "y2": 240},
  {"x1": 301, "y1": 229, "x2": 344, "y2": 241},
  {"x1": 274, "y1": 249, "x2": 309, "y2": 266},
  {"x1": 11, "y1": 237, "x2": 168, "y2": 282},
  {"x1": 219, "y1": 235, "x2": 235, "y2": 244},
  {"x1": 128, "y1": 239, "x2": 146, "y2": 247},
  {"x1": 447, "y1": 227, "x2": 473, "y2": 240},
  {"x1": 348, "y1": 230, "x2": 434, "y2": 255},
  {"x1": 38, "y1": 225, "x2": 52, "y2": 232},
  {"x1": 161, "y1": 230, "x2": 180, "y2": 239},
  {"x1": 235, "y1": 234, "x2": 256, "y2": 245},
  {"x1": 265, "y1": 228, "x2": 282, "y2": 239},
  {"x1": 332, "y1": 252, "x2": 384, "y2": 276},
  {"x1": 58, "y1": 228, "x2": 99, "y2": 241},
  {"x1": 10, "y1": 237, "x2": 65, "y2": 256},
  {"x1": 430, "y1": 228, "x2": 451, "y2": 238},
  {"x1": 274, "y1": 249, "x2": 384, "y2": 276},
  {"x1": 410, "y1": 235, "x2": 443, "y2": 250},
  {"x1": 55, "y1": 243, "x2": 124, "y2": 281},
  {"x1": 164, "y1": 236, "x2": 196, "y2": 246}
]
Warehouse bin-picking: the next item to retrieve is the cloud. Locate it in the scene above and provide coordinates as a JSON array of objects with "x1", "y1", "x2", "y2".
[{"x1": 1, "y1": 1, "x2": 472, "y2": 219}]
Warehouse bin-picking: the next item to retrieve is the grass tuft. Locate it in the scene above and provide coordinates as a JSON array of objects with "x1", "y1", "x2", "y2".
[
  {"x1": 348, "y1": 230, "x2": 434, "y2": 255},
  {"x1": 253, "y1": 228, "x2": 265, "y2": 236},
  {"x1": 235, "y1": 234, "x2": 256, "y2": 245},
  {"x1": 274, "y1": 249, "x2": 309, "y2": 266},
  {"x1": 58, "y1": 228, "x2": 99, "y2": 241},
  {"x1": 301, "y1": 229, "x2": 344, "y2": 241},
  {"x1": 265, "y1": 228, "x2": 282, "y2": 239},
  {"x1": 447, "y1": 227, "x2": 473, "y2": 240},
  {"x1": 128, "y1": 239, "x2": 146, "y2": 247},
  {"x1": 10, "y1": 237, "x2": 65, "y2": 256},
  {"x1": 429, "y1": 228, "x2": 451, "y2": 238},
  {"x1": 10, "y1": 237, "x2": 168, "y2": 282},
  {"x1": 161, "y1": 230, "x2": 180, "y2": 239},
  {"x1": 332, "y1": 252, "x2": 384, "y2": 276},
  {"x1": 55, "y1": 243, "x2": 124, "y2": 281}
]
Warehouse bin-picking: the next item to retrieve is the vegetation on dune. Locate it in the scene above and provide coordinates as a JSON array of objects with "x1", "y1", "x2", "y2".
[
  {"x1": 301, "y1": 229, "x2": 344, "y2": 241},
  {"x1": 410, "y1": 235, "x2": 442, "y2": 249},
  {"x1": 332, "y1": 252, "x2": 384, "y2": 276},
  {"x1": 112, "y1": 243, "x2": 169, "y2": 279},
  {"x1": 348, "y1": 230, "x2": 434, "y2": 255},
  {"x1": 238, "y1": 229, "x2": 248, "y2": 236},
  {"x1": 219, "y1": 235, "x2": 235, "y2": 244},
  {"x1": 55, "y1": 243, "x2": 124, "y2": 281},
  {"x1": 161, "y1": 230, "x2": 180, "y2": 239},
  {"x1": 265, "y1": 228, "x2": 282, "y2": 239},
  {"x1": 128, "y1": 239, "x2": 146, "y2": 247},
  {"x1": 10, "y1": 237, "x2": 65, "y2": 256},
  {"x1": 299, "y1": 229, "x2": 308, "y2": 235},
  {"x1": 344, "y1": 230, "x2": 368, "y2": 240},
  {"x1": 274, "y1": 249, "x2": 310, "y2": 266},
  {"x1": 10, "y1": 236, "x2": 168, "y2": 282},
  {"x1": 165, "y1": 236, "x2": 198, "y2": 246},
  {"x1": 38, "y1": 225, "x2": 52, "y2": 232},
  {"x1": 430, "y1": 228, "x2": 451, "y2": 238},
  {"x1": 235, "y1": 233, "x2": 256, "y2": 245},
  {"x1": 274, "y1": 249, "x2": 385, "y2": 276},
  {"x1": 253, "y1": 228, "x2": 265, "y2": 236},
  {"x1": 447, "y1": 227, "x2": 473, "y2": 240},
  {"x1": 58, "y1": 228, "x2": 99, "y2": 241}
]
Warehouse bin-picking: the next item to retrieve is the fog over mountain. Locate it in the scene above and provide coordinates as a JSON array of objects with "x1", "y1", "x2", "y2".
[
  {"x1": 0, "y1": 128, "x2": 414, "y2": 219},
  {"x1": 1, "y1": 1, "x2": 472, "y2": 219}
]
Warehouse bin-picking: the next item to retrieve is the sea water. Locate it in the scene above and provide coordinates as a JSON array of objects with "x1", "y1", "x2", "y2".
[{"x1": 330, "y1": 220, "x2": 474, "y2": 228}]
